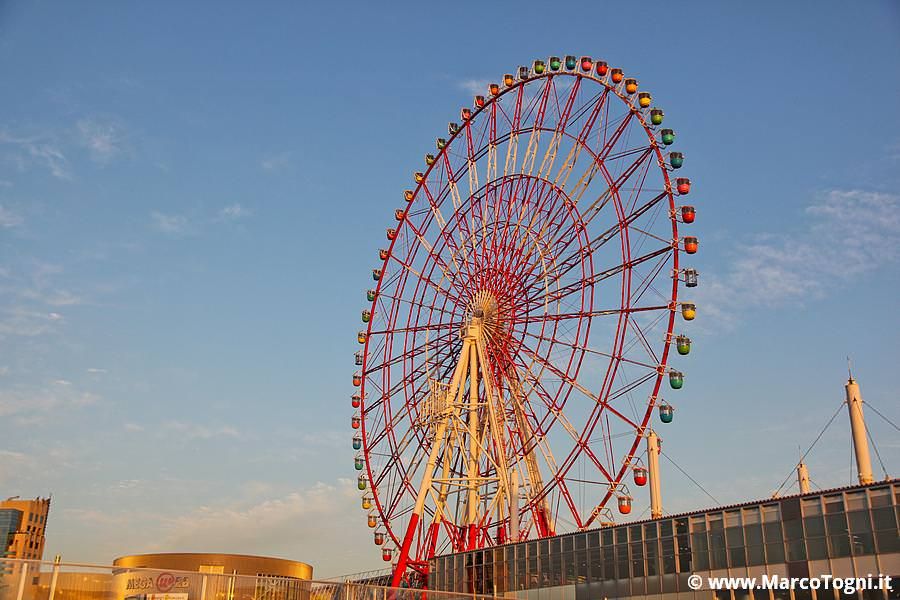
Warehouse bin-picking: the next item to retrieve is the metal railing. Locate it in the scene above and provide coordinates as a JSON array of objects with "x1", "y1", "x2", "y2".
[{"x1": 0, "y1": 559, "x2": 501, "y2": 600}]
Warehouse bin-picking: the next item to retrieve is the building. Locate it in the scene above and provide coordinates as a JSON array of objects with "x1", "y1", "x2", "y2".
[
  {"x1": 0, "y1": 497, "x2": 50, "y2": 561},
  {"x1": 112, "y1": 553, "x2": 313, "y2": 600},
  {"x1": 428, "y1": 480, "x2": 899, "y2": 600},
  {"x1": 0, "y1": 511, "x2": 22, "y2": 559}
]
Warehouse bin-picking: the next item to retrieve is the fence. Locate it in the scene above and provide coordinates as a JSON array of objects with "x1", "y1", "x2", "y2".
[{"x1": 0, "y1": 559, "x2": 498, "y2": 600}]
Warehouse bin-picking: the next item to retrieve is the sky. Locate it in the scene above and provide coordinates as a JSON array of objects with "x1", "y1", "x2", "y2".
[{"x1": 1, "y1": 0, "x2": 899, "y2": 579}]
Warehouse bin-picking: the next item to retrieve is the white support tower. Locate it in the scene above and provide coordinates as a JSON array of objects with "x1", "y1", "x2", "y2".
[
  {"x1": 845, "y1": 374, "x2": 874, "y2": 485},
  {"x1": 647, "y1": 429, "x2": 663, "y2": 519},
  {"x1": 797, "y1": 461, "x2": 811, "y2": 494}
]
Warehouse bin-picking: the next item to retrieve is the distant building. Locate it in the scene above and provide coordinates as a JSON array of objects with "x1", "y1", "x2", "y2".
[
  {"x1": 0, "y1": 497, "x2": 50, "y2": 562},
  {"x1": 112, "y1": 553, "x2": 314, "y2": 600}
]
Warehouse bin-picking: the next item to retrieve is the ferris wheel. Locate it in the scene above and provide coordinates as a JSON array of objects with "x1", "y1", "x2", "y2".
[{"x1": 350, "y1": 54, "x2": 699, "y2": 586}]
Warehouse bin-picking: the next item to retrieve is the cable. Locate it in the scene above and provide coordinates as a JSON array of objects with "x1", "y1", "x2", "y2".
[
  {"x1": 771, "y1": 400, "x2": 845, "y2": 497},
  {"x1": 863, "y1": 401, "x2": 900, "y2": 433},
  {"x1": 660, "y1": 450, "x2": 721, "y2": 506},
  {"x1": 849, "y1": 434, "x2": 854, "y2": 485},
  {"x1": 865, "y1": 422, "x2": 890, "y2": 480}
]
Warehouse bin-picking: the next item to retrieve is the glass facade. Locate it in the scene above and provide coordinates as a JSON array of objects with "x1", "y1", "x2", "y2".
[
  {"x1": 429, "y1": 482, "x2": 900, "y2": 600},
  {"x1": 0, "y1": 509, "x2": 23, "y2": 554}
]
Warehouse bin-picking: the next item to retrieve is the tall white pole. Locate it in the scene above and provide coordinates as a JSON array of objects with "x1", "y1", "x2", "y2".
[
  {"x1": 797, "y1": 461, "x2": 811, "y2": 494},
  {"x1": 467, "y1": 338, "x2": 480, "y2": 537},
  {"x1": 509, "y1": 469, "x2": 519, "y2": 543},
  {"x1": 647, "y1": 430, "x2": 663, "y2": 519},
  {"x1": 845, "y1": 375, "x2": 874, "y2": 485}
]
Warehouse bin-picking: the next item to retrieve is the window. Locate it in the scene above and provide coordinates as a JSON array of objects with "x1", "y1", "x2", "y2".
[
  {"x1": 743, "y1": 507, "x2": 761, "y2": 525},
  {"x1": 692, "y1": 531, "x2": 710, "y2": 571},
  {"x1": 782, "y1": 519, "x2": 803, "y2": 541},
  {"x1": 825, "y1": 513, "x2": 848, "y2": 535},
  {"x1": 845, "y1": 490, "x2": 867, "y2": 511},
  {"x1": 803, "y1": 515, "x2": 825, "y2": 537},
  {"x1": 747, "y1": 544, "x2": 766, "y2": 566},
  {"x1": 850, "y1": 532, "x2": 875, "y2": 555},
  {"x1": 661, "y1": 537, "x2": 677, "y2": 573},
  {"x1": 848, "y1": 510, "x2": 872, "y2": 534},
  {"x1": 871, "y1": 506, "x2": 896, "y2": 531},
  {"x1": 660, "y1": 520, "x2": 674, "y2": 537},
  {"x1": 690, "y1": 515, "x2": 707, "y2": 533},
  {"x1": 828, "y1": 533, "x2": 851, "y2": 557},
  {"x1": 615, "y1": 544, "x2": 629, "y2": 578},
  {"x1": 763, "y1": 521, "x2": 782, "y2": 543},
  {"x1": 786, "y1": 539, "x2": 806, "y2": 562},
  {"x1": 875, "y1": 529, "x2": 900, "y2": 553},
  {"x1": 868, "y1": 486, "x2": 891, "y2": 508},
  {"x1": 574, "y1": 533, "x2": 586, "y2": 550},
  {"x1": 806, "y1": 537, "x2": 828, "y2": 560},
  {"x1": 765, "y1": 541, "x2": 785, "y2": 563},
  {"x1": 824, "y1": 494, "x2": 845, "y2": 514},
  {"x1": 725, "y1": 510, "x2": 742, "y2": 527},
  {"x1": 630, "y1": 542, "x2": 644, "y2": 578},
  {"x1": 630, "y1": 525, "x2": 642, "y2": 542},
  {"x1": 601, "y1": 529, "x2": 613, "y2": 547},
  {"x1": 800, "y1": 497, "x2": 822, "y2": 516}
]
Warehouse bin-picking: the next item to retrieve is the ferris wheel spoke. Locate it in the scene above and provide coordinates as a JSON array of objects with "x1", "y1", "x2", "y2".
[
  {"x1": 516, "y1": 323, "x2": 663, "y2": 372},
  {"x1": 385, "y1": 254, "x2": 467, "y2": 307},
  {"x1": 373, "y1": 291, "x2": 460, "y2": 322},
  {"x1": 402, "y1": 211, "x2": 467, "y2": 288},
  {"x1": 626, "y1": 318, "x2": 663, "y2": 366},
  {"x1": 509, "y1": 359, "x2": 617, "y2": 497},
  {"x1": 364, "y1": 328, "x2": 457, "y2": 374},
  {"x1": 516, "y1": 244, "x2": 668, "y2": 313},
  {"x1": 510, "y1": 304, "x2": 668, "y2": 324},
  {"x1": 628, "y1": 251, "x2": 672, "y2": 308},
  {"x1": 417, "y1": 178, "x2": 475, "y2": 278},
  {"x1": 515, "y1": 339, "x2": 641, "y2": 432},
  {"x1": 551, "y1": 88, "x2": 609, "y2": 191},
  {"x1": 521, "y1": 75, "x2": 554, "y2": 176},
  {"x1": 367, "y1": 320, "x2": 462, "y2": 336},
  {"x1": 530, "y1": 189, "x2": 667, "y2": 295},
  {"x1": 511, "y1": 148, "x2": 658, "y2": 294},
  {"x1": 502, "y1": 84, "x2": 524, "y2": 177},
  {"x1": 536, "y1": 75, "x2": 582, "y2": 180}
]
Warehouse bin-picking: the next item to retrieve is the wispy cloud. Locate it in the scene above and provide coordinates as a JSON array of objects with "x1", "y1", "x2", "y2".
[
  {"x1": 457, "y1": 78, "x2": 491, "y2": 95},
  {"x1": 86, "y1": 367, "x2": 107, "y2": 374},
  {"x1": 0, "y1": 307, "x2": 64, "y2": 338},
  {"x1": 219, "y1": 203, "x2": 251, "y2": 220},
  {"x1": 155, "y1": 480, "x2": 358, "y2": 555},
  {"x1": 164, "y1": 420, "x2": 241, "y2": 440},
  {"x1": 0, "y1": 205, "x2": 23, "y2": 228},
  {"x1": 76, "y1": 118, "x2": 126, "y2": 164},
  {"x1": 150, "y1": 211, "x2": 191, "y2": 235},
  {"x1": 260, "y1": 152, "x2": 290, "y2": 172},
  {"x1": 0, "y1": 129, "x2": 70, "y2": 179},
  {"x1": 697, "y1": 190, "x2": 900, "y2": 327},
  {"x1": 0, "y1": 381, "x2": 99, "y2": 421}
]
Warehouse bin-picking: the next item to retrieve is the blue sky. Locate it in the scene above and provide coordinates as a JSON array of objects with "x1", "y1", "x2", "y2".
[{"x1": 1, "y1": 0, "x2": 898, "y2": 578}]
